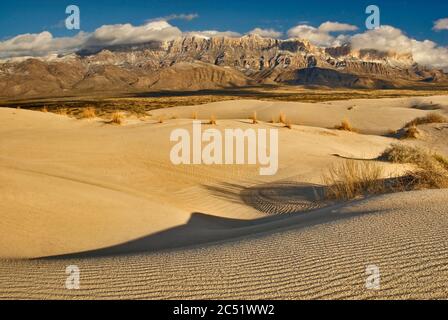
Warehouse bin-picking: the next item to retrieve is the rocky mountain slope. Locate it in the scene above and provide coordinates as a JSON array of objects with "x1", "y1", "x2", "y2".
[{"x1": 0, "y1": 34, "x2": 446, "y2": 98}]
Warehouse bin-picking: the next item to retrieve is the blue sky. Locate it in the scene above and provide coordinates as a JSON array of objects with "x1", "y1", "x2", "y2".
[{"x1": 0, "y1": 0, "x2": 447, "y2": 45}]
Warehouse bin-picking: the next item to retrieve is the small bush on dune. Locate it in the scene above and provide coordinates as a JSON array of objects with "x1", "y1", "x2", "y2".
[
  {"x1": 323, "y1": 145, "x2": 448, "y2": 201},
  {"x1": 379, "y1": 144, "x2": 430, "y2": 165},
  {"x1": 335, "y1": 119, "x2": 357, "y2": 132},
  {"x1": 402, "y1": 125, "x2": 420, "y2": 139},
  {"x1": 250, "y1": 111, "x2": 258, "y2": 124},
  {"x1": 405, "y1": 112, "x2": 448, "y2": 128},
  {"x1": 110, "y1": 112, "x2": 124, "y2": 125},
  {"x1": 82, "y1": 107, "x2": 96, "y2": 119},
  {"x1": 279, "y1": 112, "x2": 287, "y2": 124},
  {"x1": 55, "y1": 108, "x2": 68, "y2": 116},
  {"x1": 380, "y1": 144, "x2": 448, "y2": 190},
  {"x1": 322, "y1": 160, "x2": 385, "y2": 201},
  {"x1": 434, "y1": 154, "x2": 448, "y2": 171},
  {"x1": 209, "y1": 114, "x2": 217, "y2": 125}
]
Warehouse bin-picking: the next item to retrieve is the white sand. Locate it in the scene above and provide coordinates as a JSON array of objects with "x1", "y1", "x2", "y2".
[{"x1": 0, "y1": 95, "x2": 447, "y2": 299}]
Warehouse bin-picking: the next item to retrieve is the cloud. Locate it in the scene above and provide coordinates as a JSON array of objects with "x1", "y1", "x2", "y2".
[
  {"x1": 287, "y1": 25, "x2": 334, "y2": 46},
  {"x1": 287, "y1": 21, "x2": 357, "y2": 46},
  {"x1": 247, "y1": 28, "x2": 282, "y2": 38},
  {"x1": 433, "y1": 18, "x2": 448, "y2": 31},
  {"x1": 184, "y1": 30, "x2": 241, "y2": 39},
  {"x1": 350, "y1": 25, "x2": 411, "y2": 52},
  {"x1": 0, "y1": 31, "x2": 87, "y2": 58},
  {"x1": 350, "y1": 25, "x2": 448, "y2": 70},
  {"x1": 0, "y1": 21, "x2": 182, "y2": 58},
  {"x1": 84, "y1": 20, "x2": 181, "y2": 48},
  {"x1": 318, "y1": 21, "x2": 358, "y2": 33}
]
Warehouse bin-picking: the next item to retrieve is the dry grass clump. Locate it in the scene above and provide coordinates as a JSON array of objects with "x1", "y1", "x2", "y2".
[
  {"x1": 380, "y1": 144, "x2": 448, "y2": 190},
  {"x1": 110, "y1": 112, "x2": 124, "y2": 125},
  {"x1": 379, "y1": 144, "x2": 430, "y2": 165},
  {"x1": 279, "y1": 112, "x2": 287, "y2": 124},
  {"x1": 335, "y1": 119, "x2": 358, "y2": 132},
  {"x1": 402, "y1": 125, "x2": 420, "y2": 139},
  {"x1": 81, "y1": 107, "x2": 96, "y2": 119},
  {"x1": 322, "y1": 160, "x2": 385, "y2": 201},
  {"x1": 250, "y1": 111, "x2": 258, "y2": 124},
  {"x1": 434, "y1": 154, "x2": 448, "y2": 171},
  {"x1": 323, "y1": 145, "x2": 448, "y2": 201},
  {"x1": 405, "y1": 112, "x2": 448, "y2": 128},
  {"x1": 209, "y1": 114, "x2": 217, "y2": 125},
  {"x1": 55, "y1": 108, "x2": 68, "y2": 116}
]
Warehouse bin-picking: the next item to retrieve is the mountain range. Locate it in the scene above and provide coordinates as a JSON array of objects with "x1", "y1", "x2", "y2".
[{"x1": 1, "y1": 34, "x2": 447, "y2": 99}]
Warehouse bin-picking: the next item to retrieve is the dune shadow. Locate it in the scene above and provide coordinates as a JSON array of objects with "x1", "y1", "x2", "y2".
[
  {"x1": 41, "y1": 181, "x2": 358, "y2": 260},
  {"x1": 43, "y1": 201, "x2": 383, "y2": 260}
]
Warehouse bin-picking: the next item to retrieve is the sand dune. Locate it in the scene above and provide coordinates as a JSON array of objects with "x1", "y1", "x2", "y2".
[
  {"x1": 150, "y1": 95, "x2": 448, "y2": 135},
  {"x1": 0, "y1": 95, "x2": 447, "y2": 299},
  {"x1": 1, "y1": 190, "x2": 447, "y2": 299}
]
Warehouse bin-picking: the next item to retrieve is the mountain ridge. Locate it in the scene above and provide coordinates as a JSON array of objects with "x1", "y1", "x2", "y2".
[{"x1": 1, "y1": 34, "x2": 447, "y2": 99}]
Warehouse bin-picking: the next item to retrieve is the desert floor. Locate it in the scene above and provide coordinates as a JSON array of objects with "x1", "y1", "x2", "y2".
[{"x1": 0, "y1": 95, "x2": 447, "y2": 299}]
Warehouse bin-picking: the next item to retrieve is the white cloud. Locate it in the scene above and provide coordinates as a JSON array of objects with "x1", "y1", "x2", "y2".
[
  {"x1": 184, "y1": 30, "x2": 241, "y2": 39},
  {"x1": 350, "y1": 25, "x2": 412, "y2": 52},
  {"x1": 433, "y1": 18, "x2": 448, "y2": 31},
  {"x1": 350, "y1": 25, "x2": 448, "y2": 70},
  {"x1": 247, "y1": 28, "x2": 282, "y2": 38},
  {"x1": 287, "y1": 21, "x2": 357, "y2": 46},
  {"x1": 318, "y1": 21, "x2": 358, "y2": 33},
  {"x1": 84, "y1": 20, "x2": 181, "y2": 48},
  {"x1": 0, "y1": 21, "x2": 182, "y2": 58},
  {"x1": 287, "y1": 25, "x2": 335, "y2": 46},
  {"x1": 0, "y1": 31, "x2": 87, "y2": 58}
]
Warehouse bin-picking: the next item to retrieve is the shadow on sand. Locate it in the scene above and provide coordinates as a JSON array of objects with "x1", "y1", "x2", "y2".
[{"x1": 42, "y1": 182, "x2": 381, "y2": 260}]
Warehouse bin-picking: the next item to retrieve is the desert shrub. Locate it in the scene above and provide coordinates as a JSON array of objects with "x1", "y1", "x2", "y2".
[
  {"x1": 323, "y1": 146, "x2": 448, "y2": 200},
  {"x1": 322, "y1": 160, "x2": 385, "y2": 201},
  {"x1": 380, "y1": 144, "x2": 433, "y2": 167},
  {"x1": 279, "y1": 112, "x2": 286, "y2": 124},
  {"x1": 335, "y1": 119, "x2": 358, "y2": 132},
  {"x1": 81, "y1": 107, "x2": 96, "y2": 119},
  {"x1": 209, "y1": 114, "x2": 217, "y2": 125},
  {"x1": 250, "y1": 111, "x2": 258, "y2": 124},
  {"x1": 402, "y1": 125, "x2": 420, "y2": 139},
  {"x1": 55, "y1": 108, "x2": 68, "y2": 116},
  {"x1": 380, "y1": 144, "x2": 448, "y2": 190},
  {"x1": 405, "y1": 112, "x2": 448, "y2": 128},
  {"x1": 110, "y1": 112, "x2": 124, "y2": 125}
]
